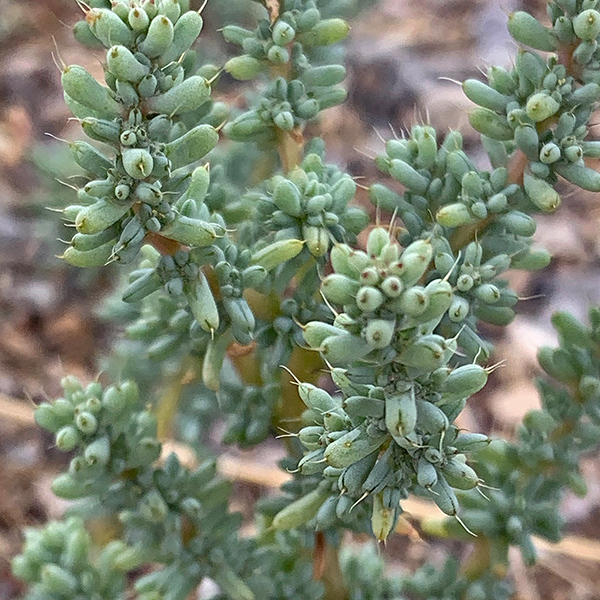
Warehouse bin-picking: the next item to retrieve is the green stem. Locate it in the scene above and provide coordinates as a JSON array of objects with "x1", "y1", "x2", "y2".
[{"x1": 155, "y1": 356, "x2": 195, "y2": 441}]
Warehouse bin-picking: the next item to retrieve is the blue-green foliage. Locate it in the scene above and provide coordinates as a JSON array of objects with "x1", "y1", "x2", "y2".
[{"x1": 12, "y1": 0, "x2": 600, "y2": 599}]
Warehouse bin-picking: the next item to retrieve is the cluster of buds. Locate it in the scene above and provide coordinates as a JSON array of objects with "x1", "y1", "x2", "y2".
[
  {"x1": 251, "y1": 150, "x2": 367, "y2": 257},
  {"x1": 61, "y1": 1, "x2": 222, "y2": 271},
  {"x1": 278, "y1": 362, "x2": 490, "y2": 540},
  {"x1": 422, "y1": 308, "x2": 600, "y2": 571},
  {"x1": 124, "y1": 286, "x2": 210, "y2": 361},
  {"x1": 314, "y1": 228, "x2": 453, "y2": 362},
  {"x1": 371, "y1": 122, "x2": 553, "y2": 358},
  {"x1": 223, "y1": 1, "x2": 350, "y2": 140},
  {"x1": 12, "y1": 517, "x2": 127, "y2": 600},
  {"x1": 401, "y1": 558, "x2": 512, "y2": 600},
  {"x1": 34, "y1": 377, "x2": 160, "y2": 499},
  {"x1": 30, "y1": 375, "x2": 257, "y2": 600}
]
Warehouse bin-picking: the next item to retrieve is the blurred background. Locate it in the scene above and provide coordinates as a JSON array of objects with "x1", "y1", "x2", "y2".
[{"x1": 1, "y1": 0, "x2": 599, "y2": 598}]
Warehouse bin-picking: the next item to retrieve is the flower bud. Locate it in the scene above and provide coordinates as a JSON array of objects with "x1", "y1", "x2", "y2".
[
  {"x1": 273, "y1": 179, "x2": 302, "y2": 217},
  {"x1": 320, "y1": 333, "x2": 372, "y2": 364},
  {"x1": 525, "y1": 92, "x2": 560, "y2": 122},
  {"x1": 224, "y1": 297, "x2": 255, "y2": 339},
  {"x1": 122, "y1": 148, "x2": 154, "y2": 179},
  {"x1": 62, "y1": 241, "x2": 114, "y2": 267},
  {"x1": 106, "y1": 45, "x2": 149, "y2": 83},
  {"x1": 164, "y1": 124, "x2": 218, "y2": 170},
  {"x1": 295, "y1": 97, "x2": 318, "y2": 118},
  {"x1": 551, "y1": 311, "x2": 592, "y2": 347},
  {"x1": 342, "y1": 396, "x2": 385, "y2": 419},
  {"x1": 75, "y1": 411, "x2": 98, "y2": 434},
  {"x1": 87, "y1": 8, "x2": 134, "y2": 47},
  {"x1": 158, "y1": 10, "x2": 204, "y2": 66},
  {"x1": 574, "y1": 9, "x2": 600, "y2": 41},
  {"x1": 473, "y1": 304, "x2": 515, "y2": 326},
  {"x1": 252, "y1": 238, "x2": 304, "y2": 271},
  {"x1": 436, "y1": 202, "x2": 473, "y2": 227},
  {"x1": 385, "y1": 389, "x2": 417, "y2": 437},
  {"x1": 453, "y1": 432, "x2": 490, "y2": 452},
  {"x1": 462, "y1": 79, "x2": 512, "y2": 112},
  {"x1": 442, "y1": 458, "x2": 478, "y2": 490},
  {"x1": 487, "y1": 192, "x2": 507, "y2": 213},
  {"x1": 300, "y1": 18, "x2": 349, "y2": 46},
  {"x1": 300, "y1": 322, "x2": 340, "y2": 349},
  {"x1": 523, "y1": 172, "x2": 561, "y2": 212},
  {"x1": 487, "y1": 65, "x2": 518, "y2": 95},
  {"x1": 390, "y1": 254, "x2": 428, "y2": 288},
  {"x1": 224, "y1": 112, "x2": 270, "y2": 140},
  {"x1": 324, "y1": 426, "x2": 386, "y2": 468},
  {"x1": 70, "y1": 142, "x2": 111, "y2": 178},
  {"x1": 84, "y1": 436, "x2": 110, "y2": 466},
  {"x1": 35, "y1": 403, "x2": 68, "y2": 433},
  {"x1": 554, "y1": 162, "x2": 600, "y2": 191},
  {"x1": 274, "y1": 110, "x2": 295, "y2": 130},
  {"x1": 163, "y1": 214, "x2": 217, "y2": 247},
  {"x1": 389, "y1": 159, "x2": 429, "y2": 195},
  {"x1": 321, "y1": 273, "x2": 359, "y2": 305},
  {"x1": 145, "y1": 75, "x2": 211, "y2": 115},
  {"x1": 73, "y1": 19, "x2": 103, "y2": 48},
  {"x1": 448, "y1": 295, "x2": 470, "y2": 322},
  {"x1": 474, "y1": 282, "x2": 501, "y2": 304},
  {"x1": 40, "y1": 564, "x2": 78, "y2": 595},
  {"x1": 407, "y1": 279, "x2": 453, "y2": 325},
  {"x1": 364, "y1": 318, "x2": 395, "y2": 349},
  {"x1": 554, "y1": 15, "x2": 575, "y2": 42},
  {"x1": 356, "y1": 286, "x2": 385, "y2": 312},
  {"x1": 508, "y1": 11, "x2": 557, "y2": 51},
  {"x1": 416, "y1": 399, "x2": 449, "y2": 434},
  {"x1": 417, "y1": 456, "x2": 438, "y2": 489},
  {"x1": 468, "y1": 108, "x2": 513, "y2": 140},
  {"x1": 514, "y1": 125, "x2": 539, "y2": 160},
  {"x1": 380, "y1": 275, "x2": 403, "y2": 298},
  {"x1": 224, "y1": 55, "x2": 265, "y2": 80},
  {"x1": 272, "y1": 20, "x2": 295, "y2": 45},
  {"x1": 272, "y1": 486, "x2": 329, "y2": 530},
  {"x1": 55, "y1": 425, "x2": 81, "y2": 451},
  {"x1": 100, "y1": 386, "x2": 125, "y2": 415},
  {"x1": 80, "y1": 117, "x2": 120, "y2": 145},
  {"x1": 415, "y1": 126, "x2": 438, "y2": 169},
  {"x1": 157, "y1": 0, "x2": 181, "y2": 21},
  {"x1": 371, "y1": 491, "x2": 397, "y2": 542},
  {"x1": 52, "y1": 473, "x2": 88, "y2": 499},
  {"x1": 139, "y1": 15, "x2": 174, "y2": 58},
  {"x1": 444, "y1": 364, "x2": 488, "y2": 399},
  {"x1": 129, "y1": 6, "x2": 150, "y2": 30},
  {"x1": 139, "y1": 490, "x2": 169, "y2": 522},
  {"x1": 302, "y1": 224, "x2": 329, "y2": 257},
  {"x1": 498, "y1": 210, "x2": 536, "y2": 236},
  {"x1": 540, "y1": 142, "x2": 561, "y2": 164},
  {"x1": 399, "y1": 338, "x2": 446, "y2": 371},
  {"x1": 221, "y1": 25, "x2": 253, "y2": 44},
  {"x1": 446, "y1": 149, "x2": 476, "y2": 181},
  {"x1": 75, "y1": 198, "x2": 133, "y2": 235},
  {"x1": 397, "y1": 286, "x2": 429, "y2": 316}
]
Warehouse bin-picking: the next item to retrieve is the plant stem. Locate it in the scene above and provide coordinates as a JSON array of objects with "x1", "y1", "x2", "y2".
[
  {"x1": 314, "y1": 533, "x2": 350, "y2": 600},
  {"x1": 277, "y1": 127, "x2": 305, "y2": 173},
  {"x1": 155, "y1": 357, "x2": 196, "y2": 440},
  {"x1": 144, "y1": 231, "x2": 186, "y2": 255}
]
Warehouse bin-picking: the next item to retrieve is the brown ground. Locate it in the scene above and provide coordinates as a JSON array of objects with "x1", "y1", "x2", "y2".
[{"x1": 0, "y1": 0, "x2": 599, "y2": 598}]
